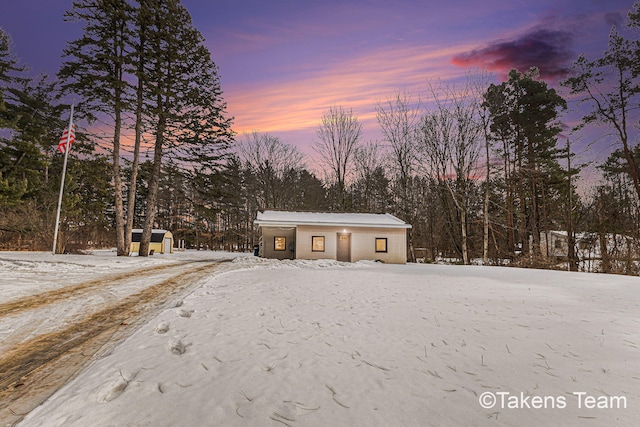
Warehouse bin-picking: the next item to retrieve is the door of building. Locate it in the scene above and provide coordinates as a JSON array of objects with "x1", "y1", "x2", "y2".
[{"x1": 336, "y1": 233, "x2": 351, "y2": 262}]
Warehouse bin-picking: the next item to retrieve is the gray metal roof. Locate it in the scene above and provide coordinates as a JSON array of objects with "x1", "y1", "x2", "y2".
[{"x1": 254, "y1": 210, "x2": 411, "y2": 228}]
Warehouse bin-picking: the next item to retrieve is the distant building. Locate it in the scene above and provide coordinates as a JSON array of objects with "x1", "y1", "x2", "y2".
[
  {"x1": 540, "y1": 231, "x2": 576, "y2": 258},
  {"x1": 130, "y1": 229, "x2": 174, "y2": 255},
  {"x1": 541, "y1": 230, "x2": 638, "y2": 266},
  {"x1": 254, "y1": 211, "x2": 411, "y2": 264}
]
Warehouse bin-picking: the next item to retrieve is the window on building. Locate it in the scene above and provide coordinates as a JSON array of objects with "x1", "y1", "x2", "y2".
[
  {"x1": 274, "y1": 236, "x2": 286, "y2": 251},
  {"x1": 312, "y1": 236, "x2": 325, "y2": 252},
  {"x1": 554, "y1": 239, "x2": 563, "y2": 249},
  {"x1": 375, "y1": 238, "x2": 388, "y2": 253}
]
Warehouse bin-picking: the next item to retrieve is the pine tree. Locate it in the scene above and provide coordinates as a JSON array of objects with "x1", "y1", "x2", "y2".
[
  {"x1": 0, "y1": 28, "x2": 30, "y2": 205},
  {"x1": 484, "y1": 68, "x2": 566, "y2": 259},
  {"x1": 137, "y1": 0, "x2": 233, "y2": 256},
  {"x1": 563, "y1": 2, "x2": 640, "y2": 201},
  {"x1": 59, "y1": 0, "x2": 134, "y2": 255},
  {"x1": 124, "y1": 0, "x2": 152, "y2": 254}
]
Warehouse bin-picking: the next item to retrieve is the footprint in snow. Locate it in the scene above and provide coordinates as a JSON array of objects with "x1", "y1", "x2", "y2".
[
  {"x1": 97, "y1": 371, "x2": 137, "y2": 403},
  {"x1": 155, "y1": 321, "x2": 170, "y2": 334},
  {"x1": 177, "y1": 308, "x2": 194, "y2": 318},
  {"x1": 97, "y1": 379, "x2": 128, "y2": 403},
  {"x1": 169, "y1": 339, "x2": 187, "y2": 355}
]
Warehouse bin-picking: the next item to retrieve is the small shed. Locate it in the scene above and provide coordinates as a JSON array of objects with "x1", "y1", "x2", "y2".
[
  {"x1": 130, "y1": 229, "x2": 174, "y2": 254},
  {"x1": 254, "y1": 211, "x2": 411, "y2": 264}
]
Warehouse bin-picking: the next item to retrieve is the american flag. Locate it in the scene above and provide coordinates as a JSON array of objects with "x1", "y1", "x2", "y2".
[{"x1": 57, "y1": 123, "x2": 76, "y2": 154}]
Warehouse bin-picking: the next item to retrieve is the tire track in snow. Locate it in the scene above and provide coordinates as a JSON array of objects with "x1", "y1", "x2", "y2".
[
  {"x1": 0, "y1": 259, "x2": 229, "y2": 426},
  {"x1": 0, "y1": 261, "x2": 195, "y2": 318},
  {"x1": 0, "y1": 262, "x2": 203, "y2": 354}
]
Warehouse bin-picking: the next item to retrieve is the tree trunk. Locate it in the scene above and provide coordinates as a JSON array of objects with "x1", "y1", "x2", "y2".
[
  {"x1": 407, "y1": 228, "x2": 415, "y2": 263},
  {"x1": 460, "y1": 206, "x2": 469, "y2": 265},
  {"x1": 139, "y1": 114, "x2": 165, "y2": 257},
  {"x1": 621, "y1": 140, "x2": 640, "y2": 202},
  {"x1": 113, "y1": 88, "x2": 126, "y2": 256},
  {"x1": 566, "y1": 141, "x2": 578, "y2": 271},
  {"x1": 517, "y1": 152, "x2": 528, "y2": 257},
  {"x1": 504, "y1": 143, "x2": 515, "y2": 258},
  {"x1": 598, "y1": 189, "x2": 611, "y2": 273},
  {"x1": 530, "y1": 174, "x2": 541, "y2": 257},
  {"x1": 483, "y1": 139, "x2": 490, "y2": 264},
  {"x1": 124, "y1": 16, "x2": 146, "y2": 255}
]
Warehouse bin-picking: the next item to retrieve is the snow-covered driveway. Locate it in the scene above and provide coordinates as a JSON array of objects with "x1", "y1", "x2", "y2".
[
  {"x1": 0, "y1": 250, "x2": 237, "y2": 425},
  {"x1": 11, "y1": 255, "x2": 640, "y2": 426}
]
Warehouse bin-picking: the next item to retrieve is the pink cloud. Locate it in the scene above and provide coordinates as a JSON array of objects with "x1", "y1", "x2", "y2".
[{"x1": 451, "y1": 28, "x2": 575, "y2": 81}]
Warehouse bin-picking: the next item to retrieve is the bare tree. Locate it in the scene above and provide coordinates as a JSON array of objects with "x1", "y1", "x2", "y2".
[
  {"x1": 354, "y1": 141, "x2": 385, "y2": 176},
  {"x1": 470, "y1": 71, "x2": 495, "y2": 264},
  {"x1": 376, "y1": 92, "x2": 420, "y2": 260},
  {"x1": 313, "y1": 106, "x2": 362, "y2": 210},
  {"x1": 238, "y1": 131, "x2": 305, "y2": 209},
  {"x1": 417, "y1": 81, "x2": 483, "y2": 265},
  {"x1": 353, "y1": 141, "x2": 389, "y2": 212},
  {"x1": 376, "y1": 92, "x2": 420, "y2": 208}
]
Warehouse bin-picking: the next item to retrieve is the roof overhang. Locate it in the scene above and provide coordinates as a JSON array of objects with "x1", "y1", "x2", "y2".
[{"x1": 254, "y1": 211, "x2": 412, "y2": 229}]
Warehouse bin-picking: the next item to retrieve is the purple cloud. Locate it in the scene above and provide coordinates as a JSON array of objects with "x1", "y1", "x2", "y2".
[{"x1": 451, "y1": 28, "x2": 575, "y2": 80}]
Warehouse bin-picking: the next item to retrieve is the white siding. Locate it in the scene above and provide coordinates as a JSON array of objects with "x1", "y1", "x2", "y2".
[
  {"x1": 296, "y1": 225, "x2": 407, "y2": 264},
  {"x1": 261, "y1": 227, "x2": 296, "y2": 259}
]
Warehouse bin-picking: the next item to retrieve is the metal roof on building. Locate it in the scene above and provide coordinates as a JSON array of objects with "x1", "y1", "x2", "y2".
[{"x1": 254, "y1": 210, "x2": 411, "y2": 228}]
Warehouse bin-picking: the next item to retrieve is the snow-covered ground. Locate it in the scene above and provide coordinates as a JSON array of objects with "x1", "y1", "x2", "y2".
[{"x1": 2, "y1": 251, "x2": 639, "y2": 426}]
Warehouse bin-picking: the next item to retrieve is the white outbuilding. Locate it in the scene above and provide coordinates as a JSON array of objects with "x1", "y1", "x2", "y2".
[{"x1": 254, "y1": 210, "x2": 411, "y2": 264}]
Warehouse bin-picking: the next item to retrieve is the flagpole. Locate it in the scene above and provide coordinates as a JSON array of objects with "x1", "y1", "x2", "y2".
[{"x1": 52, "y1": 102, "x2": 75, "y2": 255}]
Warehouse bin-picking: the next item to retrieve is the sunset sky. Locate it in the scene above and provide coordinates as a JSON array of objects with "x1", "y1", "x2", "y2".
[{"x1": 1, "y1": 0, "x2": 637, "y2": 170}]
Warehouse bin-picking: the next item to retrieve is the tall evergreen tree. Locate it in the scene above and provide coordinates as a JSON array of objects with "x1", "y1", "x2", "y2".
[
  {"x1": 124, "y1": 0, "x2": 151, "y2": 254},
  {"x1": 562, "y1": 3, "x2": 640, "y2": 275},
  {"x1": 0, "y1": 27, "x2": 30, "y2": 205},
  {"x1": 137, "y1": 0, "x2": 233, "y2": 256},
  {"x1": 0, "y1": 28, "x2": 25, "y2": 122},
  {"x1": 59, "y1": 0, "x2": 134, "y2": 255},
  {"x1": 1, "y1": 77, "x2": 65, "y2": 204},
  {"x1": 484, "y1": 68, "x2": 566, "y2": 258},
  {"x1": 562, "y1": 3, "x2": 640, "y2": 201}
]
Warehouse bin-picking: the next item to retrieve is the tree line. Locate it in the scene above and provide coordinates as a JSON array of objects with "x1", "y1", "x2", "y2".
[
  {"x1": 1, "y1": 0, "x2": 233, "y2": 256},
  {"x1": 1, "y1": 1, "x2": 639, "y2": 274}
]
